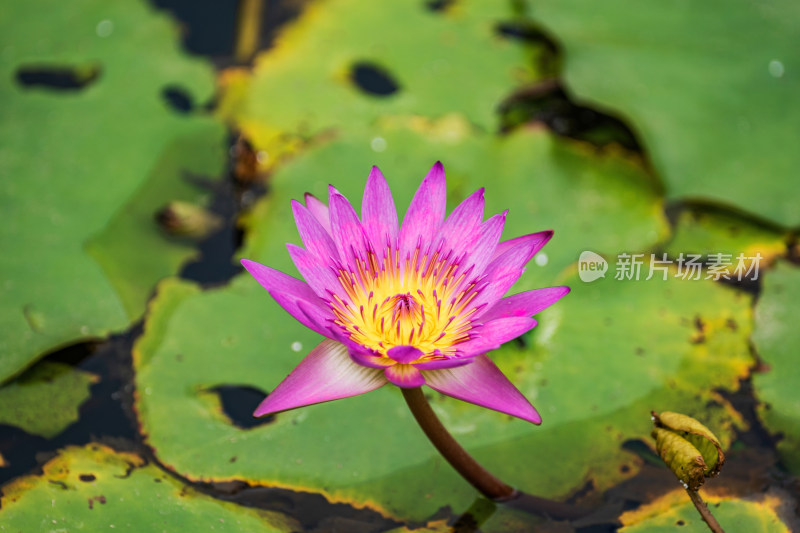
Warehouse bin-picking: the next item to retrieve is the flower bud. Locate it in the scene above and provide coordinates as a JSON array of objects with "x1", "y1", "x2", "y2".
[{"x1": 651, "y1": 411, "x2": 725, "y2": 491}]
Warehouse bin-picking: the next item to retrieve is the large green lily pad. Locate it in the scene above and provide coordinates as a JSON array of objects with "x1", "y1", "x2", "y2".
[
  {"x1": 619, "y1": 490, "x2": 791, "y2": 532},
  {"x1": 753, "y1": 262, "x2": 800, "y2": 474},
  {"x1": 133, "y1": 124, "x2": 752, "y2": 520},
  {"x1": 0, "y1": 444, "x2": 295, "y2": 532},
  {"x1": 217, "y1": 0, "x2": 541, "y2": 167},
  {"x1": 0, "y1": 361, "x2": 98, "y2": 438},
  {"x1": 665, "y1": 207, "x2": 787, "y2": 277},
  {"x1": 0, "y1": 0, "x2": 226, "y2": 383},
  {"x1": 525, "y1": 0, "x2": 800, "y2": 226}
]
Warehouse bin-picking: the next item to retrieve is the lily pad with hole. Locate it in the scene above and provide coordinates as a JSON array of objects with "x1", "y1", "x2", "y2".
[
  {"x1": 133, "y1": 124, "x2": 752, "y2": 520},
  {"x1": 619, "y1": 490, "x2": 791, "y2": 532},
  {"x1": 217, "y1": 0, "x2": 542, "y2": 168},
  {"x1": 0, "y1": 361, "x2": 98, "y2": 438},
  {"x1": 0, "y1": 444, "x2": 296, "y2": 532},
  {"x1": 0, "y1": 0, "x2": 226, "y2": 383},
  {"x1": 525, "y1": 0, "x2": 800, "y2": 226},
  {"x1": 753, "y1": 262, "x2": 800, "y2": 474}
]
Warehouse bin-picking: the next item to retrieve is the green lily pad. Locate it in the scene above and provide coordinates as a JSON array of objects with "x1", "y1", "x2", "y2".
[
  {"x1": 133, "y1": 124, "x2": 753, "y2": 520},
  {"x1": 753, "y1": 262, "x2": 800, "y2": 473},
  {"x1": 525, "y1": 0, "x2": 800, "y2": 226},
  {"x1": 619, "y1": 490, "x2": 791, "y2": 532},
  {"x1": 217, "y1": 0, "x2": 541, "y2": 166},
  {"x1": 0, "y1": 361, "x2": 98, "y2": 438},
  {"x1": 665, "y1": 207, "x2": 787, "y2": 279},
  {"x1": 0, "y1": 444, "x2": 296, "y2": 532},
  {"x1": 0, "y1": 0, "x2": 226, "y2": 383}
]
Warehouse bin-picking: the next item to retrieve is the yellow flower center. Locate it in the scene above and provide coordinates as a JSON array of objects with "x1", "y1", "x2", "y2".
[{"x1": 329, "y1": 246, "x2": 478, "y2": 359}]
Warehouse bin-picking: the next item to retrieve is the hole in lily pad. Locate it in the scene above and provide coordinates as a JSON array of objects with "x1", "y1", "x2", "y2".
[
  {"x1": 161, "y1": 86, "x2": 195, "y2": 113},
  {"x1": 16, "y1": 64, "x2": 101, "y2": 91},
  {"x1": 208, "y1": 385, "x2": 273, "y2": 429},
  {"x1": 425, "y1": 0, "x2": 456, "y2": 11},
  {"x1": 498, "y1": 79, "x2": 642, "y2": 152},
  {"x1": 350, "y1": 62, "x2": 400, "y2": 97}
]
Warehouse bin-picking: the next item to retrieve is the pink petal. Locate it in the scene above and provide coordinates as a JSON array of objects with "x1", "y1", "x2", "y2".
[
  {"x1": 456, "y1": 317, "x2": 538, "y2": 357},
  {"x1": 412, "y1": 357, "x2": 475, "y2": 370},
  {"x1": 384, "y1": 364, "x2": 426, "y2": 388},
  {"x1": 469, "y1": 233, "x2": 551, "y2": 311},
  {"x1": 387, "y1": 345, "x2": 424, "y2": 363},
  {"x1": 329, "y1": 186, "x2": 372, "y2": 270},
  {"x1": 461, "y1": 211, "x2": 506, "y2": 278},
  {"x1": 268, "y1": 290, "x2": 336, "y2": 339},
  {"x1": 241, "y1": 259, "x2": 319, "y2": 303},
  {"x1": 344, "y1": 340, "x2": 395, "y2": 368},
  {"x1": 492, "y1": 230, "x2": 553, "y2": 261},
  {"x1": 286, "y1": 244, "x2": 345, "y2": 300},
  {"x1": 477, "y1": 287, "x2": 571, "y2": 321},
  {"x1": 361, "y1": 166, "x2": 399, "y2": 254},
  {"x1": 399, "y1": 161, "x2": 447, "y2": 258},
  {"x1": 304, "y1": 193, "x2": 331, "y2": 234},
  {"x1": 291, "y1": 200, "x2": 340, "y2": 262},
  {"x1": 422, "y1": 355, "x2": 541, "y2": 424},
  {"x1": 254, "y1": 340, "x2": 387, "y2": 417},
  {"x1": 435, "y1": 188, "x2": 485, "y2": 255}
]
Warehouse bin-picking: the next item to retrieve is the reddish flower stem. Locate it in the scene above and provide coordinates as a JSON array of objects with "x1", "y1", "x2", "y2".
[
  {"x1": 402, "y1": 387, "x2": 590, "y2": 520},
  {"x1": 687, "y1": 489, "x2": 725, "y2": 533}
]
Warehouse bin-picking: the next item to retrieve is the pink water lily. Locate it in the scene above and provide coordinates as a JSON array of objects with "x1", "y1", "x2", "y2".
[{"x1": 242, "y1": 162, "x2": 569, "y2": 424}]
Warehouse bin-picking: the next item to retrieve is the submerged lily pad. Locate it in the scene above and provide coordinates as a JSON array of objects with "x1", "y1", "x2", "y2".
[
  {"x1": 0, "y1": 444, "x2": 295, "y2": 532},
  {"x1": 217, "y1": 0, "x2": 541, "y2": 166},
  {"x1": 619, "y1": 490, "x2": 791, "y2": 532},
  {"x1": 0, "y1": 361, "x2": 98, "y2": 438},
  {"x1": 0, "y1": 0, "x2": 226, "y2": 383},
  {"x1": 525, "y1": 0, "x2": 800, "y2": 226},
  {"x1": 753, "y1": 262, "x2": 800, "y2": 474}
]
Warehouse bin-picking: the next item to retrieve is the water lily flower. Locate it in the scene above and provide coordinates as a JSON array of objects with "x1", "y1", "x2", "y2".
[{"x1": 242, "y1": 162, "x2": 569, "y2": 424}]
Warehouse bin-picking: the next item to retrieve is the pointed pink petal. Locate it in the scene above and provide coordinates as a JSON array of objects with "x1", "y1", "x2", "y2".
[
  {"x1": 461, "y1": 211, "x2": 506, "y2": 278},
  {"x1": 286, "y1": 244, "x2": 345, "y2": 300},
  {"x1": 329, "y1": 187, "x2": 372, "y2": 270},
  {"x1": 361, "y1": 166, "x2": 399, "y2": 254},
  {"x1": 348, "y1": 350, "x2": 395, "y2": 368},
  {"x1": 469, "y1": 234, "x2": 551, "y2": 311},
  {"x1": 241, "y1": 259, "x2": 319, "y2": 302},
  {"x1": 478, "y1": 287, "x2": 570, "y2": 321},
  {"x1": 422, "y1": 355, "x2": 541, "y2": 424},
  {"x1": 291, "y1": 200, "x2": 340, "y2": 262},
  {"x1": 399, "y1": 161, "x2": 447, "y2": 258},
  {"x1": 385, "y1": 364, "x2": 425, "y2": 388},
  {"x1": 457, "y1": 317, "x2": 538, "y2": 357},
  {"x1": 268, "y1": 290, "x2": 336, "y2": 339},
  {"x1": 387, "y1": 345, "x2": 424, "y2": 363},
  {"x1": 492, "y1": 230, "x2": 553, "y2": 261},
  {"x1": 304, "y1": 193, "x2": 331, "y2": 234},
  {"x1": 344, "y1": 340, "x2": 395, "y2": 368},
  {"x1": 254, "y1": 340, "x2": 387, "y2": 417},
  {"x1": 412, "y1": 357, "x2": 475, "y2": 370},
  {"x1": 435, "y1": 188, "x2": 484, "y2": 255}
]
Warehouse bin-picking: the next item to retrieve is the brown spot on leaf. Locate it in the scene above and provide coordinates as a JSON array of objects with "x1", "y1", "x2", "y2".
[{"x1": 79, "y1": 474, "x2": 96, "y2": 482}]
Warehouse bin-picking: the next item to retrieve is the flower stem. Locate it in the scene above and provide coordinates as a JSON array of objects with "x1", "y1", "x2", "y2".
[
  {"x1": 687, "y1": 488, "x2": 725, "y2": 533},
  {"x1": 401, "y1": 387, "x2": 590, "y2": 520}
]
